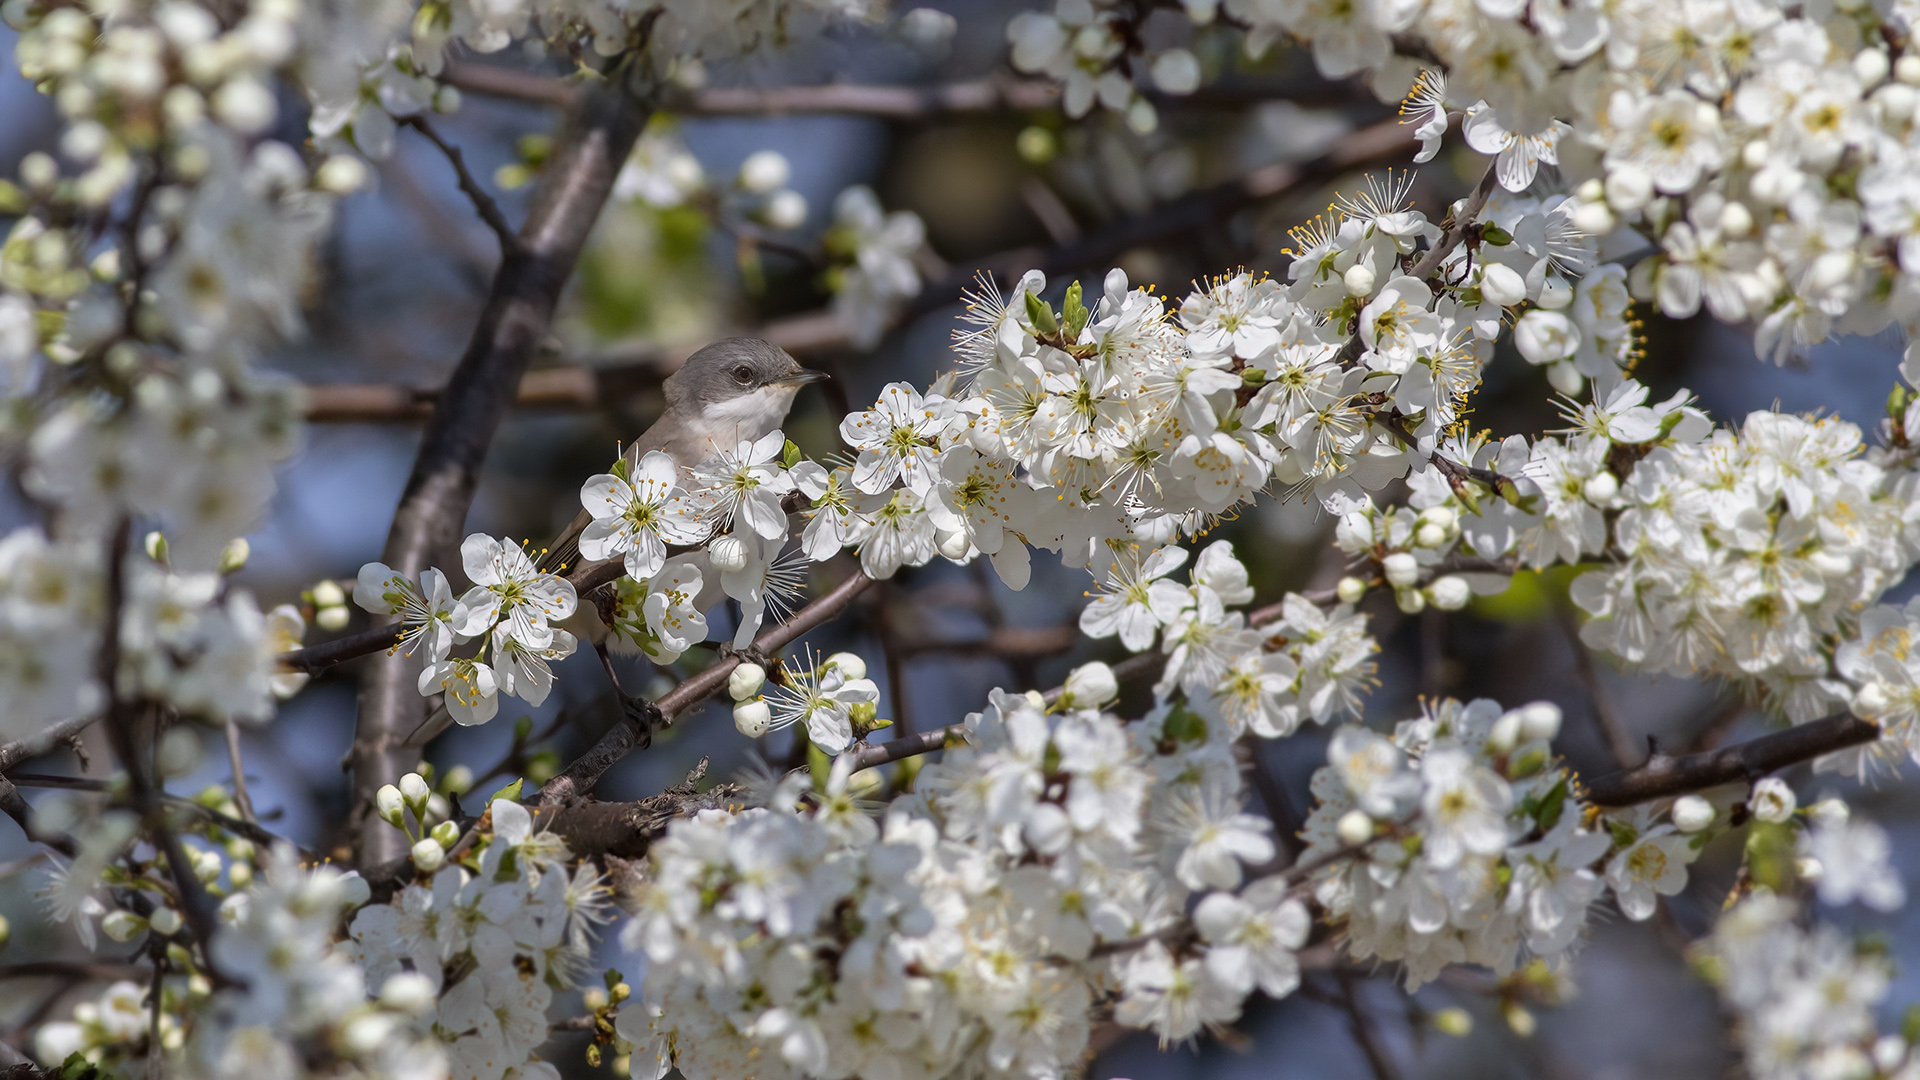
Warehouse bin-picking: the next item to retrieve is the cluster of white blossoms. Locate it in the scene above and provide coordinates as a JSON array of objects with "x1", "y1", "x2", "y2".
[
  {"x1": 357, "y1": 535, "x2": 580, "y2": 727},
  {"x1": 1005, "y1": 0, "x2": 1204, "y2": 133},
  {"x1": 623, "y1": 657, "x2": 1314, "y2": 1079},
  {"x1": 1011, "y1": 0, "x2": 1920, "y2": 364}
]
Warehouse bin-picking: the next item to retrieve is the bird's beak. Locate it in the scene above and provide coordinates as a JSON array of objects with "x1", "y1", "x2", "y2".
[{"x1": 773, "y1": 368, "x2": 830, "y2": 386}]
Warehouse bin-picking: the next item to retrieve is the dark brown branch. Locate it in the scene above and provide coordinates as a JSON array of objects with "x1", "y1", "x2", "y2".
[
  {"x1": 0, "y1": 961, "x2": 150, "y2": 982},
  {"x1": 0, "y1": 774, "x2": 77, "y2": 858},
  {"x1": 399, "y1": 114, "x2": 522, "y2": 253},
  {"x1": 1336, "y1": 972, "x2": 1404, "y2": 1080},
  {"x1": 1407, "y1": 160, "x2": 1501, "y2": 282},
  {"x1": 280, "y1": 626, "x2": 401, "y2": 673},
  {"x1": 350, "y1": 77, "x2": 657, "y2": 869},
  {"x1": 1582, "y1": 712, "x2": 1882, "y2": 807},
  {"x1": 535, "y1": 761, "x2": 743, "y2": 857},
  {"x1": 536, "y1": 569, "x2": 876, "y2": 806}
]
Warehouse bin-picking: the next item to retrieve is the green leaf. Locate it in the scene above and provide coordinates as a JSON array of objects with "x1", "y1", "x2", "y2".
[
  {"x1": 0, "y1": 180, "x2": 26, "y2": 215},
  {"x1": 1889, "y1": 383, "x2": 1912, "y2": 422},
  {"x1": 513, "y1": 715, "x2": 534, "y2": 742},
  {"x1": 782, "y1": 439, "x2": 803, "y2": 468},
  {"x1": 1535, "y1": 777, "x2": 1568, "y2": 832},
  {"x1": 807, "y1": 735, "x2": 831, "y2": 792},
  {"x1": 1902, "y1": 1004, "x2": 1920, "y2": 1046},
  {"x1": 610, "y1": 454, "x2": 631, "y2": 483},
  {"x1": 486, "y1": 778, "x2": 524, "y2": 806},
  {"x1": 1023, "y1": 290, "x2": 1059, "y2": 336},
  {"x1": 1480, "y1": 223, "x2": 1514, "y2": 246},
  {"x1": 1240, "y1": 367, "x2": 1268, "y2": 386},
  {"x1": 605, "y1": 967, "x2": 625, "y2": 991},
  {"x1": 1062, "y1": 280, "x2": 1088, "y2": 339}
]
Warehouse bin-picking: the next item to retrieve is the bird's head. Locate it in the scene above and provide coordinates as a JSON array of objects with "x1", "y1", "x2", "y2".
[{"x1": 669, "y1": 337, "x2": 828, "y2": 411}]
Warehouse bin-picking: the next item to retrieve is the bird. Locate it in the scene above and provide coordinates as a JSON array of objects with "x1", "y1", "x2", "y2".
[{"x1": 403, "y1": 338, "x2": 827, "y2": 748}]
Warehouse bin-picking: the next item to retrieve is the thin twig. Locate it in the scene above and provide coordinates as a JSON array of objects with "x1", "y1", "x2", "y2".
[
  {"x1": 5, "y1": 774, "x2": 304, "y2": 856},
  {"x1": 223, "y1": 721, "x2": 257, "y2": 825},
  {"x1": 1336, "y1": 972, "x2": 1404, "y2": 1080},
  {"x1": 1558, "y1": 607, "x2": 1638, "y2": 769},
  {"x1": 1582, "y1": 712, "x2": 1881, "y2": 806},
  {"x1": 399, "y1": 113, "x2": 523, "y2": 253}
]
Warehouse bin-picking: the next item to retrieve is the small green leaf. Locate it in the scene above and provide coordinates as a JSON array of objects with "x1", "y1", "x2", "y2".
[
  {"x1": 1240, "y1": 367, "x2": 1268, "y2": 386},
  {"x1": 1889, "y1": 383, "x2": 1912, "y2": 422},
  {"x1": 1535, "y1": 777, "x2": 1568, "y2": 832},
  {"x1": 605, "y1": 967, "x2": 625, "y2": 991},
  {"x1": 513, "y1": 715, "x2": 534, "y2": 741},
  {"x1": 610, "y1": 454, "x2": 631, "y2": 483},
  {"x1": 1902, "y1": 1004, "x2": 1920, "y2": 1045},
  {"x1": 1062, "y1": 280, "x2": 1089, "y2": 338},
  {"x1": 1023, "y1": 290, "x2": 1059, "y2": 335},
  {"x1": 807, "y1": 735, "x2": 831, "y2": 792},
  {"x1": 1480, "y1": 223, "x2": 1514, "y2": 246},
  {"x1": 782, "y1": 439, "x2": 803, "y2": 468},
  {"x1": 486, "y1": 778, "x2": 524, "y2": 806}
]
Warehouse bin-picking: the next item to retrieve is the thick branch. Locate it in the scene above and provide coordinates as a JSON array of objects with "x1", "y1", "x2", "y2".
[
  {"x1": 537, "y1": 770, "x2": 744, "y2": 857},
  {"x1": 1581, "y1": 712, "x2": 1881, "y2": 806},
  {"x1": 350, "y1": 77, "x2": 655, "y2": 869},
  {"x1": 535, "y1": 569, "x2": 875, "y2": 805}
]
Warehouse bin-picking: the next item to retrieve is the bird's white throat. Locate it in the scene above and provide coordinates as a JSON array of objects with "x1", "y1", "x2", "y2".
[{"x1": 696, "y1": 383, "x2": 802, "y2": 454}]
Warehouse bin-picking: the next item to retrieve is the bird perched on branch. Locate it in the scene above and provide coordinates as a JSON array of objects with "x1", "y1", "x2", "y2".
[{"x1": 405, "y1": 338, "x2": 826, "y2": 748}]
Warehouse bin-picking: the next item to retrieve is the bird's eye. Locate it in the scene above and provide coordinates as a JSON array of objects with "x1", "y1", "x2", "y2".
[{"x1": 732, "y1": 364, "x2": 754, "y2": 384}]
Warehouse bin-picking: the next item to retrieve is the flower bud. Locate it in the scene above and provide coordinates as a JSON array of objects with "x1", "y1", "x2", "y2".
[
  {"x1": 218, "y1": 537, "x2": 250, "y2": 574},
  {"x1": 1582, "y1": 471, "x2": 1619, "y2": 505},
  {"x1": 1394, "y1": 586, "x2": 1426, "y2": 614},
  {"x1": 1856, "y1": 47, "x2": 1891, "y2": 89},
  {"x1": 314, "y1": 154, "x2": 368, "y2": 194},
  {"x1": 1336, "y1": 810, "x2": 1373, "y2": 846},
  {"x1": 312, "y1": 579, "x2": 346, "y2": 608},
  {"x1": 826, "y1": 652, "x2": 868, "y2": 681},
  {"x1": 708, "y1": 534, "x2": 749, "y2": 572},
  {"x1": 1427, "y1": 575, "x2": 1470, "y2": 611},
  {"x1": 410, "y1": 838, "x2": 445, "y2": 872},
  {"x1": 1717, "y1": 200, "x2": 1754, "y2": 239},
  {"x1": 1415, "y1": 522, "x2": 1448, "y2": 548},
  {"x1": 764, "y1": 189, "x2": 807, "y2": 231},
  {"x1": 1432, "y1": 1008, "x2": 1473, "y2": 1037},
  {"x1": 936, "y1": 527, "x2": 972, "y2": 561},
  {"x1": 1795, "y1": 856, "x2": 1823, "y2": 881},
  {"x1": 1480, "y1": 262, "x2": 1527, "y2": 307},
  {"x1": 338, "y1": 1014, "x2": 396, "y2": 1057},
  {"x1": 1487, "y1": 709, "x2": 1523, "y2": 754},
  {"x1": 734, "y1": 699, "x2": 772, "y2": 737},
  {"x1": 1418, "y1": 506, "x2": 1455, "y2": 530},
  {"x1": 398, "y1": 772, "x2": 430, "y2": 806},
  {"x1": 102, "y1": 910, "x2": 147, "y2": 942},
  {"x1": 1900, "y1": 54, "x2": 1920, "y2": 85},
  {"x1": 1062, "y1": 661, "x2": 1118, "y2": 708},
  {"x1": 1519, "y1": 702, "x2": 1562, "y2": 742},
  {"x1": 1853, "y1": 681, "x2": 1890, "y2": 718},
  {"x1": 848, "y1": 767, "x2": 886, "y2": 799},
  {"x1": 149, "y1": 907, "x2": 182, "y2": 936},
  {"x1": 729, "y1": 663, "x2": 767, "y2": 701},
  {"x1": 1342, "y1": 263, "x2": 1376, "y2": 297},
  {"x1": 316, "y1": 604, "x2": 349, "y2": 631},
  {"x1": 1748, "y1": 777, "x2": 1796, "y2": 823},
  {"x1": 1604, "y1": 165, "x2": 1652, "y2": 214},
  {"x1": 1503, "y1": 1003, "x2": 1536, "y2": 1038},
  {"x1": 738, "y1": 150, "x2": 790, "y2": 194},
  {"x1": 144, "y1": 530, "x2": 169, "y2": 563},
  {"x1": 1150, "y1": 48, "x2": 1200, "y2": 95},
  {"x1": 1382, "y1": 552, "x2": 1419, "y2": 588},
  {"x1": 1672, "y1": 795, "x2": 1714, "y2": 832},
  {"x1": 380, "y1": 972, "x2": 437, "y2": 1015},
  {"x1": 443, "y1": 765, "x2": 473, "y2": 795},
  {"x1": 1570, "y1": 198, "x2": 1617, "y2": 237},
  {"x1": 375, "y1": 784, "x2": 405, "y2": 825},
  {"x1": 430, "y1": 820, "x2": 460, "y2": 847},
  {"x1": 1336, "y1": 576, "x2": 1367, "y2": 604},
  {"x1": 1808, "y1": 797, "x2": 1849, "y2": 827}
]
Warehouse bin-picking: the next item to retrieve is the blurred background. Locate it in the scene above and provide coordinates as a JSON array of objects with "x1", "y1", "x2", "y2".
[{"x1": 2, "y1": 3, "x2": 1916, "y2": 1077}]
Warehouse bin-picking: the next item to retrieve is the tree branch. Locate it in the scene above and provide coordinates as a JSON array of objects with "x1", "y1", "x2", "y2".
[
  {"x1": 399, "y1": 113, "x2": 522, "y2": 253},
  {"x1": 1581, "y1": 712, "x2": 1882, "y2": 807},
  {"x1": 535, "y1": 762, "x2": 743, "y2": 857},
  {"x1": 349, "y1": 76, "x2": 657, "y2": 869},
  {"x1": 535, "y1": 569, "x2": 875, "y2": 806}
]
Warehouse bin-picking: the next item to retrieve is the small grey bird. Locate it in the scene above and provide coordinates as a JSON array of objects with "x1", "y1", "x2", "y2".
[
  {"x1": 403, "y1": 338, "x2": 825, "y2": 748},
  {"x1": 537, "y1": 337, "x2": 828, "y2": 576}
]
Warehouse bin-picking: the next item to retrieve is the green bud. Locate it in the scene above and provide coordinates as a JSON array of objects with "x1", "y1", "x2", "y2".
[
  {"x1": 1480, "y1": 223, "x2": 1514, "y2": 246},
  {"x1": 144, "y1": 530, "x2": 169, "y2": 564},
  {"x1": 1023, "y1": 289, "x2": 1058, "y2": 336},
  {"x1": 1240, "y1": 367, "x2": 1267, "y2": 386},
  {"x1": 486, "y1": 778, "x2": 524, "y2": 805},
  {"x1": 430, "y1": 820, "x2": 460, "y2": 848},
  {"x1": 782, "y1": 439, "x2": 804, "y2": 468},
  {"x1": 1889, "y1": 383, "x2": 1912, "y2": 421},
  {"x1": 1062, "y1": 280, "x2": 1088, "y2": 339}
]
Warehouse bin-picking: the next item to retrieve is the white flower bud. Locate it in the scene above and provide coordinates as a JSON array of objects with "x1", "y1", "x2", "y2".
[
  {"x1": 1546, "y1": 360, "x2": 1585, "y2": 397},
  {"x1": 1487, "y1": 709, "x2": 1523, "y2": 754},
  {"x1": 1575, "y1": 178, "x2": 1605, "y2": 203},
  {"x1": 156, "y1": 727, "x2": 199, "y2": 777},
  {"x1": 1418, "y1": 506, "x2": 1455, "y2": 530},
  {"x1": 1536, "y1": 277, "x2": 1573, "y2": 310},
  {"x1": 1748, "y1": 777, "x2": 1796, "y2": 823},
  {"x1": 1382, "y1": 552, "x2": 1419, "y2": 587},
  {"x1": 1024, "y1": 689, "x2": 1048, "y2": 710},
  {"x1": 1604, "y1": 165, "x2": 1652, "y2": 214},
  {"x1": 1795, "y1": 856, "x2": 1822, "y2": 880},
  {"x1": 1881, "y1": 83, "x2": 1919, "y2": 122},
  {"x1": 312, "y1": 579, "x2": 346, "y2": 608},
  {"x1": 1063, "y1": 661, "x2": 1118, "y2": 708},
  {"x1": 375, "y1": 784, "x2": 405, "y2": 825},
  {"x1": 218, "y1": 537, "x2": 250, "y2": 574},
  {"x1": 1853, "y1": 680, "x2": 1890, "y2": 718},
  {"x1": 102, "y1": 911, "x2": 147, "y2": 942},
  {"x1": 20, "y1": 152, "x2": 57, "y2": 191},
  {"x1": 739, "y1": 150, "x2": 791, "y2": 194},
  {"x1": 1427, "y1": 575, "x2": 1471, "y2": 611},
  {"x1": 148, "y1": 907, "x2": 182, "y2": 936},
  {"x1": 1900, "y1": 54, "x2": 1920, "y2": 85},
  {"x1": 315, "y1": 155, "x2": 368, "y2": 194},
  {"x1": 1877, "y1": 1036, "x2": 1911, "y2": 1073},
  {"x1": 708, "y1": 534, "x2": 749, "y2": 572},
  {"x1": 1395, "y1": 586, "x2": 1426, "y2": 614},
  {"x1": 1342, "y1": 262, "x2": 1376, "y2": 297},
  {"x1": 1336, "y1": 576, "x2": 1367, "y2": 604},
  {"x1": 1480, "y1": 262, "x2": 1527, "y2": 307},
  {"x1": 316, "y1": 604, "x2": 349, "y2": 631},
  {"x1": 764, "y1": 189, "x2": 807, "y2": 231},
  {"x1": 1856, "y1": 47, "x2": 1891, "y2": 88},
  {"x1": 1672, "y1": 795, "x2": 1714, "y2": 832},
  {"x1": 1808, "y1": 797, "x2": 1849, "y2": 827},
  {"x1": 729, "y1": 663, "x2": 767, "y2": 701},
  {"x1": 1519, "y1": 702, "x2": 1562, "y2": 742},
  {"x1": 426, "y1": 794, "x2": 449, "y2": 822},
  {"x1": 1150, "y1": 48, "x2": 1201, "y2": 94},
  {"x1": 1336, "y1": 810, "x2": 1374, "y2": 846},
  {"x1": 936, "y1": 527, "x2": 972, "y2": 560},
  {"x1": 1582, "y1": 471, "x2": 1619, "y2": 505},
  {"x1": 734, "y1": 699, "x2": 772, "y2": 737},
  {"x1": 339, "y1": 1013, "x2": 397, "y2": 1057},
  {"x1": 380, "y1": 972, "x2": 437, "y2": 1015},
  {"x1": 1569, "y1": 198, "x2": 1617, "y2": 236},
  {"x1": 1433, "y1": 1008, "x2": 1473, "y2": 1037},
  {"x1": 1415, "y1": 522, "x2": 1448, "y2": 548},
  {"x1": 1504, "y1": 1004, "x2": 1536, "y2": 1038},
  {"x1": 398, "y1": 772, "x2": 430, "y2": 805},
  {"x1": 1717, "y1": 200, "x2": 1754, "y2": 239},
  {"x1": 410, "y1": 838, "x2": 445, "y2": 871},
  {"x1": 826, "y1": 652, "x2": 868, "y2": 680},
  {"x1": 430, "y1": 820, "x2": 460, "y2": 847}
]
